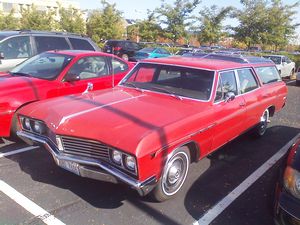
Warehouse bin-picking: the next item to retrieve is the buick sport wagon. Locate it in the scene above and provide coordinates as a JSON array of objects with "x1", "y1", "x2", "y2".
[{"x1": 17, "y1": 54, "x2": 287, "y2": 201}]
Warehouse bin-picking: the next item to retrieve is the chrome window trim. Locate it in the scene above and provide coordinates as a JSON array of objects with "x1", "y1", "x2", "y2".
[{"x1": 119, "y1": 61, "x2": 217, "y2": 103}]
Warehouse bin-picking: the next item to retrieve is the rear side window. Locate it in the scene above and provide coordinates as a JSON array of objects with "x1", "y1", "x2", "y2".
[
  {"x1": 69, "y1": 38, "x2": 95, "y2": 51},
  {"x1": 35, "y1": 36, "x2": 70, "y2": 53},
  {"x1": 255, "y1": 66, "x2": 281, "y2": 84},
  {"x1": 237, "y1": 69, "x2": 259, "y2": 94}
]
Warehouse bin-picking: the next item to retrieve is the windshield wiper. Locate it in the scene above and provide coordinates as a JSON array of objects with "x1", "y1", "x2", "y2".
[
  {"x1": 123, "y1": 82, "x2": 144, "y2": 93},
  {"x1": 10, "y1": 72, "x2": 32, "y2": 77},
  {"x1": 150, "y1": 86, "x2": 183, "y2": 100}
]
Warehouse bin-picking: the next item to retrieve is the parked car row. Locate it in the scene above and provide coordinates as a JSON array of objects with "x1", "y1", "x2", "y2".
[{"x1": 0, "y1": 30, "x2": 297, "y2": 224}]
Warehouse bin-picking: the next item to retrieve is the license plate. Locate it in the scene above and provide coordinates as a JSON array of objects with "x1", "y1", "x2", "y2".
[{"x1": 58, "y1": 160, "x2": 80, "y2": 175}]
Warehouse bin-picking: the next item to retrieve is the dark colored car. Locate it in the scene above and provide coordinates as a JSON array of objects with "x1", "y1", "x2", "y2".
[
  {"x1": 103, "y1": 40, "x2": 141, "y2": 61},
  {"x1": 275, "y1": 135, "x2": 300, "y2": 225},
  {"x1": 0, "y1": 30, "x2": 100, "y2": 72}
]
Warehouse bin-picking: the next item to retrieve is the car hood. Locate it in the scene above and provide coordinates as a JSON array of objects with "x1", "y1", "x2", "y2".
[
  {"x1": 0, "y1": 73, "x2": 50, "y2": 101},
  {"x1": 20, "y1": 87, "x2": 213, "y2": 157}
]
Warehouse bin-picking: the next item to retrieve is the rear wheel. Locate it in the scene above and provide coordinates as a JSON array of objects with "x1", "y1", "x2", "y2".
[
  {"x1": 151, "y1": 146, "x2": 190, "y2": 202},
  {"x1": 289, "y1": 69, "x2": 295, "y2": 79},
  {"x1": 253, "y1": 109, "x2": 270, "y2": 137}
]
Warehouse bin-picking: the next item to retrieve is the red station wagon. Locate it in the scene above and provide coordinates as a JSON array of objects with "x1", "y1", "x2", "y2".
[
  {"x1": 17, "y1": 54, "x2": 287, "y2": 201},
  {"x1": 0, "y1": 50, "x2": 133, "y2": 139}
]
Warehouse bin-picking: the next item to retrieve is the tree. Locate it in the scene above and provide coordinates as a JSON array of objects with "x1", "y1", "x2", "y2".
[
  {"x1": 197, "y1": 5, "x2": 232, "y2": 46},
  {"x1": 86, "y1": 0, "x2": 125, "y2": 45},
  {"x1": 265, "y1": 0, "x2": 300, "y2": 51},
  {"x1": 0, "y1": 10, "x2": 19, "y2": 30},
  {"x1": 128, "y1": 11, "x2": 162, "y2": 42},
  {"x1": 156, "y1": 0, "x2": 201, "y2": 43},
  {"x1": 58, "y1": 6, "x2": 86, "y2": 34},
  {"x1": 233, "y1": 0, "x2": 269, "y2": 48},
  {"x1": 20, "y1": 5, "x2": 56, "y2": 30}
]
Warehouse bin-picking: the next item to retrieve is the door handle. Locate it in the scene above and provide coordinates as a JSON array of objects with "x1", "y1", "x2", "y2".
[
  {"x1": 262, "y1": 94, "x2": 269, "y2": 98},
  {"x1": 239, "y1": 102, "x2": 246, "y2": 107}
]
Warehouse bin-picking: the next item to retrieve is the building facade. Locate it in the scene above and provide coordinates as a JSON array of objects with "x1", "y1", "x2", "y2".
[{"x1": 0, "y1": 0, "x2": 80, "y2": 19}]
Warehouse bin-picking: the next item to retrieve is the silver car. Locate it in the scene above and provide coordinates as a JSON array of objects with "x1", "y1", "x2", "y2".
[{"x1": 0, "y1": 30, "x2": 99, "y2": 72}]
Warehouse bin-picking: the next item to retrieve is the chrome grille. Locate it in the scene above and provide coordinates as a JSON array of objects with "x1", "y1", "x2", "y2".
[{"x1": 60, "y1": 136, "x2": 110, "y2": 161}]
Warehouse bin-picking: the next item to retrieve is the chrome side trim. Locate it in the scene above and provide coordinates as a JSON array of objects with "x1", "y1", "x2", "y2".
[{"x1": 17, "y1": 131, "x2": 157, "y2": 196}]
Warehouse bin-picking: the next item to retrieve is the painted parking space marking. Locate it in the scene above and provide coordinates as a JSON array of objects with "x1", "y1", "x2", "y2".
[
  {"x1": 193, "y1": 134, "x2": 300, "y2": 225},
  {"x1": 286, "y1": 80, "x2": 296, "y2": 84},
  {"x1": 0, "y1": 180, "x2": 65, "y2": 225},
  {"x1": 0, "y1": 146, "x2": 39, "y2": 158}
]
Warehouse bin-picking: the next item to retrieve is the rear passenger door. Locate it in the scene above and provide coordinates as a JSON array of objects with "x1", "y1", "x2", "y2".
[
  {"x1": 236, "y1": 68, "x2": 262, "y2": 128},
  {"x1": 212, "y1": 71, "x2": 247, "y2": 151}
]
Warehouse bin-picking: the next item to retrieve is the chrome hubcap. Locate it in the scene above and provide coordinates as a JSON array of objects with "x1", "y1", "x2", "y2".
[
  {"x1": 162, "y1": 151, "x2": 189, "y2": 196},
  {"x1": 259, "y1": 110, "x2": 269, "y2": 134}
]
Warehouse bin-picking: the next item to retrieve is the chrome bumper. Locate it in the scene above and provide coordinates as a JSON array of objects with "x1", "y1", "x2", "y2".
[{"x1": 17, "y1": 131, "x2": 157, "y2": 196}]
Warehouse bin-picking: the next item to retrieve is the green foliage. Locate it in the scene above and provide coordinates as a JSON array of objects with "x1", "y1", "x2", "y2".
[
  {"x1": 0, "y1": 10, "x2": 19, "y2": 30},
  {"x1": 197, "y1": 5, "x2": 232, "y2": 46},
  {"x1": 58, "y1": 6, "x2": 86, "y2": 34},
  {"x1": 233, "y1": 0, "x2": 299, "y2": 49},
  {"x1": 20, "y1": 5, "x2": 57, "y2": 30},
  {"x1": 127, "y1": 11, "x2": 162, "y2": 42},
  {"x1": 156, "y1": 0, "x2": 201, "y2": 43},
  {"x1": 86, "y1": 0, "x2": 125, "y2": 45}
]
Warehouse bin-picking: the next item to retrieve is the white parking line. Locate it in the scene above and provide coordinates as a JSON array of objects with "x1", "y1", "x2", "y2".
[
  {"x1": 0, "y1": 146, "x2": 39, "y2": 158},
  {"x1": 0, "y1": 180, "x2": 65, "y2": 225},
  {"x1": 286, "y1": 80, "x2": 296, "y2": 84},
  {"x1": 193, "y1": 134, "x2": 300, "y2": 225}
]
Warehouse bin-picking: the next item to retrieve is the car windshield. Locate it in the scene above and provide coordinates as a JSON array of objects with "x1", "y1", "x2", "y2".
[
  {"x1": 10, "y1": 52, "x2": 74, "y2": 80},
  {"x1": 140, "y1": 48, "x2": 155, "y2": 53},
  {"x1": 120, "y1": 63, "x2": 214, "y2": 101},
  {"x1": 263, "y1": 56, "x2": 281, "y2": 65}
]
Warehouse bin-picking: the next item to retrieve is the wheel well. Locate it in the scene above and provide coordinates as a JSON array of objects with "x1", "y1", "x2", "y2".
[
  {"x1": 184, "y1": 142, "x2": 200, "y2": 163},
  {"x1": 268, "y1": 105, "x2": 275, "y2": 117}
]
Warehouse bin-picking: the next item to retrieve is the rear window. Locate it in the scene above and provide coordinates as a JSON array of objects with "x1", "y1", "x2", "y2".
[
  {"x1": 255, "y1": 66, "x2": 281, "y2": 84},
  {"x1": 35, "y1": 36, "x2": 70, "y2": 53},
  {"x1": 69, "y1": 38, "x2": 95, "y2": 51}
]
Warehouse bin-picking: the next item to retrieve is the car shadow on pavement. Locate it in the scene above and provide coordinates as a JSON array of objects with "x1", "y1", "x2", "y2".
[{"x1": 184, "y1": 125, "x2": 300, "y2": 225}]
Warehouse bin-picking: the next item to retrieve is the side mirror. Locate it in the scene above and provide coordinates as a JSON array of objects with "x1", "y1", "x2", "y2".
[
  {"x1": 225, "y1": 92, "x2": 235, "y2": 102},
  {"x1": 0, "y1": 52, "x2": 4, "y2": 60},
  {"x1": 64, "y1": 73, "x2": 80, "y2": 82}
]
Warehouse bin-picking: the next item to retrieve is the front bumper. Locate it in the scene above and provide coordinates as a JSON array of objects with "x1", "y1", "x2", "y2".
[
  {"x1": 17, "y1": 131, "x2": 157, "y2": 196},
  {"x1": 275, "y1": 190, "x2": 300, "y2": 225}
]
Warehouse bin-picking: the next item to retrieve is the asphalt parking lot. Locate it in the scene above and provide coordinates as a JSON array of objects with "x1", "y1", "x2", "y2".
[{"x1": 0, "y1": 80, "x2": 299, "y2": 225}]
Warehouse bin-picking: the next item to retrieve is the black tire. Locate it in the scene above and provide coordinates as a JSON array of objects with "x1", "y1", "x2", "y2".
[
  {"x1": 253, "y1": 109, "x2": 270, "y2": 138},
  {"x1": 296, "y1": 80, "x2": 300, "y2": 86},
  {"x1": 289, "y1": 69, "x2": 295, "y2": 79},
  {"x1": 151, "y1": 146, "x2": 190, "y2": 202},
  {"x1": 121, "y1": 54, "x2": 129, "y2": 61},
  {"x1": 7, "y1": 113, "x2": 21, "y2": 142}
]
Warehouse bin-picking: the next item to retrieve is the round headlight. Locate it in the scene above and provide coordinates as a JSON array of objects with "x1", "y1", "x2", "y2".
[
  {"x1": 284, "y1": 166, "x2": 300, "y2": 199},
  {"x1": 23, "y1": 118, "x2": 31, "y2": 130},
  {"x1": 112, "y1": 150, "x2": 122, "y2": 164},
  {"x1": 125, "y1": 155, "x2": 136, "y2": 171},
  {"x1": 33, "y1": 121, "x2": 42, "y2": 133}
]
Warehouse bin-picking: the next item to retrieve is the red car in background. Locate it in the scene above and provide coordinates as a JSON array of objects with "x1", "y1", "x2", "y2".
[
  {"x1": 0, "y1": 50, "x2": 133, "y2": 139},
  {"x1": 17, "y1": 54, "x2": 287, "y2": 201}
]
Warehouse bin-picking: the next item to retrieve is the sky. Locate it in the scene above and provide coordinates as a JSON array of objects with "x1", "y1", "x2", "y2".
[{"x1": 77, "y1": 0, "x2": 300, "y2": 39}]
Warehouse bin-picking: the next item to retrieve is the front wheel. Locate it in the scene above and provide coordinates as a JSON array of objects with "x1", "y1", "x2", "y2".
[
  {"x1": 151, "y1": 146, "x2": 190, "y2": 202},
  {"x1": 253, "y1": 109, "x2": 270, "y2": 137}
]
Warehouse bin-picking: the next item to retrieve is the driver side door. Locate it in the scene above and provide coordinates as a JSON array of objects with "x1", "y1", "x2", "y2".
[{"x1": 58, "y1": 55, "x2": 112, "y2": 96}]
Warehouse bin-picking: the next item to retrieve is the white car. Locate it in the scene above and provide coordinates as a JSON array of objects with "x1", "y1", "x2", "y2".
[
  {"x1": 296, "y1": 67, "x2": 300, "y2": 86},
  {"x1": 263, "y1": 55, "x2": 295, "y2": 78}
]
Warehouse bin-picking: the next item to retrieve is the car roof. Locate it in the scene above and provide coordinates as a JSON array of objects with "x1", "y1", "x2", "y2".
[
  {"x1": 143, "y1": 55, "x2": 275, "y2": 71},
  {"x1": 47, "y1": 50, "x2": 115, "y2": 57},
  {"x1": 0, "y1": 30, "x2": 87, "y2": 38}
]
